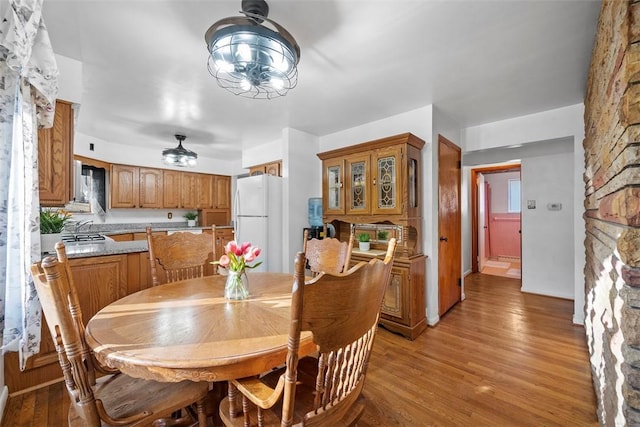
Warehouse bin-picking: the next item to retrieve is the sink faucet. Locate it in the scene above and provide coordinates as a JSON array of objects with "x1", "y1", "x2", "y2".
[{"x1": 73, "y1": 220, "x2": 93, "y2": 233}]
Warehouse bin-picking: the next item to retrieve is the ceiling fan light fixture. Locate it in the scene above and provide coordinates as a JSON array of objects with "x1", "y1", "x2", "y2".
[
  {"x1": 162, "y1": 134, "x2": 198, "y2": 167},
  {"x1": 205, "y1": 0, "x2": 300, "y2": 99}
]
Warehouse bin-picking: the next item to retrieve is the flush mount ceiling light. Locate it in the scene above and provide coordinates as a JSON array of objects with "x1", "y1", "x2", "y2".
[
  {"x1": 162, "y1": 134, "x2": 197, "y2": 167},
  {"x1": 204, "y1": 0, "x2": 300, "y2": 99}
]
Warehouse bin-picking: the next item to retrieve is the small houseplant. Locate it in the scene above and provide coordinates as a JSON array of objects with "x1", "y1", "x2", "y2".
[
  {"x1": 377, "y1": 230, "x2": 389, "y2": 241},
  {"x1": 184, "y1": 212, "x2": 198, "y2": 226},
  {"x1": 357, "y1": 233, "x2": 371, "y2": 251},
  {"x1": 40, "y1": 209, "x2": 72, "y2": 253},
  {"x1": 40, "y1": 208, "x2": 72, "y2": 234}
]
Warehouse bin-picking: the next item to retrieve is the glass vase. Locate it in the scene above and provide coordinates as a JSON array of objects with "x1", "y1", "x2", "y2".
[{"x1": 225, "y1": 270, "x2": 249, "y2": 300}]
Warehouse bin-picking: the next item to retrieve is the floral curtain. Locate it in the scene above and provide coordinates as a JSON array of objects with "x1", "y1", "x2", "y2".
[{"x1": 0, "y1": 0, "x2": 58, "y2": 369}]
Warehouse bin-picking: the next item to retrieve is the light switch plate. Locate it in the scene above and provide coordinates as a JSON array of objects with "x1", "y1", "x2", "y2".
[{"x1": 527, "y1": 200, "x2": 536, "y2": 209}]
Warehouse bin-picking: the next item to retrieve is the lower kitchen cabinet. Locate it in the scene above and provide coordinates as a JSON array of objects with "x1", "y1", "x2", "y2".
[
  {"x1": 350, "y1": 252, "x2": 427, "y2": 340},
  {"x1": 214, "y1": 227, "x2": 235, "y2": 260},
  {"x1": 4, "y1": 253, "x2": 139, "y2": 393}
]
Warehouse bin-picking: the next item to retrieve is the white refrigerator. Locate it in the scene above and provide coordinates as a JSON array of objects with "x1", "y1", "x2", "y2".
[{"x1": 234, "y1": 175, "x2": 283, "y2": 272}]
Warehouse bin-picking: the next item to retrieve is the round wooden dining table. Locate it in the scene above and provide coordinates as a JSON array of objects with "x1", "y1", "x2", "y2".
[{"x1": 85, "y1": 272, "x2": 314, "y2": 383}]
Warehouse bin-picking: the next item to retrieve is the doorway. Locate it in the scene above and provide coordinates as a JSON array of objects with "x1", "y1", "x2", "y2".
[{"x1": 471, "y1": 164, "x2": 521, "y2": 279}]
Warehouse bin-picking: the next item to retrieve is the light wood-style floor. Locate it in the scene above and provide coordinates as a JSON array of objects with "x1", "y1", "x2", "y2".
[{"x1": 3, "y1": 273, "x2": 598, "y2": 426}]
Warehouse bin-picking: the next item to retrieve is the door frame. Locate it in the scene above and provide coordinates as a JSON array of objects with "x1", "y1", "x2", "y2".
[{"x1": 470, "y1": 163, "x2": 521, "y2": 273}]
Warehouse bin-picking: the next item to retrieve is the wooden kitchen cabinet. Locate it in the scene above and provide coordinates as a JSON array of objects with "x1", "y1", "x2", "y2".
[
  {"x1": 249, "y1": 160, "x2": 281, "y2": 176},
  {"x1": 110, "y1": 164, "x2": 139, "y2": 208},
  {"x1": 5, "y1": 254, "x2": 131, "y2": 393},
  {"x1": 108, "y1": 163, "x2": 231, "y2": 222},
  {"x1": 180, "y1": 172, "x2": 212, "y2": 209},
  {"x1": 214, "y1": 227, "x2": 235, "y2": 260},
  {"x1": 139, "y1": 167, "x2": 164, "y2": 208},
  {"x1": 110, "y1": 165, "x2": 164, "y2": 208},
  {"x1": 350, "y1": 251, "x2": 427, "y2": 340},
  {"x1": 163, "y1": 170, "x2": 181, "y2": 208},
  {"x1": 213, "y1": 175, "x2": 231, "y2": 210},
  {"x1": 38, "y1": 99, "x2": 73, "y2": 206},
  {"x1": 196, "y1": 174, "x2": 213, "y2": 209},
  {"x1": 199, "y1": 175, "x2": 232, "y2": 226}
]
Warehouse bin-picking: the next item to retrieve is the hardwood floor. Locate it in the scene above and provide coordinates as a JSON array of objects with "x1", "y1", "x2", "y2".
[
  {"x1": 2, "y1": 273, "x2": 598, "y2": 426},
  {"x1": 359, "y1": 273, "x2": 598, "y2": 426}
]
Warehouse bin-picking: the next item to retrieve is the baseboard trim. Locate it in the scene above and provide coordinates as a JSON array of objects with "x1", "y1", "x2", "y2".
[{"x1": 0, "y1": 385, "x2": 9, "y2": 424}]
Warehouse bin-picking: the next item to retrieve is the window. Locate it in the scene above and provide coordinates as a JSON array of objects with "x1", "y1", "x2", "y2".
[{"x1": 508, "y1": 179, "x2": 521, "y2": 213}]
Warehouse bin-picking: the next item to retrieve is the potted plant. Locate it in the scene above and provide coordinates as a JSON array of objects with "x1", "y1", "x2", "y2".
[
  {"x1": 184, "y1": 212, "x2": 198, "y2": 227},
  {"x1": 357, "y1": 233, "x2": 371, "y2": 251},
  {"x1": 40, "y1": 209, "x2": 72, "y2": 252},
  {"x1": 377, "y1": 230, "x2": 389, "y2": 241}
]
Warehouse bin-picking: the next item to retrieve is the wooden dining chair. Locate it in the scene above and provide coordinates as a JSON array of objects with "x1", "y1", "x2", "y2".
[
  {"x1": 302, "y1": 229, "x2": 355, "y2": 277},
  {"x1": 147, "y1": 226, "x2": 217, "y2": 286},
  {"x1": 31, "y1": 243, "x2": 210, "y2": 426},
  {"x1": 219, "y1": 238, "x2": 397, "y2": 427}
]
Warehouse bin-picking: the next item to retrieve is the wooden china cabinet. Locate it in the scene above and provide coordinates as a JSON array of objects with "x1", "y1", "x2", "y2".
[{"x1": 317, "y1": 132, "x2": 427, "y2": 340}]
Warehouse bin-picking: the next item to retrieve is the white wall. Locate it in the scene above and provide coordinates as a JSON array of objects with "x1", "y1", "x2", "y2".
[
  {"x1": 74, "y1": 132, "x2": 241, "y2": 176},
  {"x1": 521, "y1": 151, "x2": 574, "y2": 299},
  {"x1": 430, "y1": 107, "x2": 462, "y2": 323},
  {"x1": 485, "y1": 171, "x2": 520, "y2": 213},
  {"x1": 243, "y1": 140, "x2": 283, "y2": 170},
  {"x1": 460, "y1": 103, "x2": 586, "y2": 324},
  {"x1": 282, "y1": 128, "x2": 321, "y2": 272}
]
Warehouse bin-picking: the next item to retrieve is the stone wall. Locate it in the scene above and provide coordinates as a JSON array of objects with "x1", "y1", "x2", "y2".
[{"x1": 584, "y1": 0, "x2": 640, "y2": 425}]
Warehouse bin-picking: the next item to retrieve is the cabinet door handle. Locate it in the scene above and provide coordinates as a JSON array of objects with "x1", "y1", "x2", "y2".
[
  {"x1": 439, "y1": 236, "x2": 448, "y2": 242},
  {"x1": 372, "y1": 178, "x2": 376, "y2": 185}
]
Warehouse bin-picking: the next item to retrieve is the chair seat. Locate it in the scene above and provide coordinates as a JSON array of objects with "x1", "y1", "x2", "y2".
[
  {"x1": 219, "y1": 357, "x2": 365, "y2": 427},
  {"x1": 69, "y1": 373, "x2": 210, "y2": 426}
]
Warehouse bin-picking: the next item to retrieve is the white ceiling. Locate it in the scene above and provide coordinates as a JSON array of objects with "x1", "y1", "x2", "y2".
[{"x1": 41, "y1": 0, "x2": 601, "y2": 161}]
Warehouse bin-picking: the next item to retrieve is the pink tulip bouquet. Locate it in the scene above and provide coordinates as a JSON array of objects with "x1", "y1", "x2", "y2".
[{"x1": 216, "y1": 240, "x2": 262, "y2": 273}]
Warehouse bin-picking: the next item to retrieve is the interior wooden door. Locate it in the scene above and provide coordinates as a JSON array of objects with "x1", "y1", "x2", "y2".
[
  {"x1": 438, "y1": 135, "x2": 461, "y2": 316},
  {"x1": 478, "y1": 175, "x2": 487, "y2": 271},
  {"x1": 485, "y1": 181, "x2": 492, "y2": 258}
]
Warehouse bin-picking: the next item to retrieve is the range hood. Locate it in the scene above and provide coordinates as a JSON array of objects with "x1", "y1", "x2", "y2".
[{"x1": 69, "y1": 159, "x2": 106, "y2": 216}]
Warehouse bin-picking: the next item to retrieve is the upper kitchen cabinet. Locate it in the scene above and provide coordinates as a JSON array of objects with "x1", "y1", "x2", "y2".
[
  {"x1": 38, "y1": 100, "x2": 74, "y2": 206},
  {"x1": 163, "y1": 170, "x2": 181, "y2": 208},
  {"x1": 180, "y1": 172, "x2": 213, "y2": 209},
  {"x1": 108, "y1": 162, "x2": 230, "y2": 216},
  {"x1": 213, "y1": 175, "x2": 231, "y2": 210},
  {"x1": 317, "y1": 133, "x2": 425, "y2": 225},
  {"x1": 110, "y1": 165, "x2": 163, "y2": 208},
  {"x1": 139, "y1": 168, "x2": 164, "y2": 208},
  {"x1": 248, "y1": 160, "x2": 281, "y2": 176}
]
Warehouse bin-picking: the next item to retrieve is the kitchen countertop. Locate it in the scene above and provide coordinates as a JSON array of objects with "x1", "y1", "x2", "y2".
[
  {"x1": 42, "y1": 222, "x2": 234, "y2": 259},
  {"x1": 50, "y1": 239, "x2": 150, "y2": 259},
  {"x1": 89, "y1": 222, "x2": 233, "y2": 235}
]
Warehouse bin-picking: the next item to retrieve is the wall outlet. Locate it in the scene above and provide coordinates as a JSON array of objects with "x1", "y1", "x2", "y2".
[{"x1": 167, "y1": 212, "x2": 172, "y2": 219}]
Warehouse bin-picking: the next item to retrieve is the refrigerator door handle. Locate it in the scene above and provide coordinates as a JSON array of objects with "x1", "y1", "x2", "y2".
[{"x1": 234, "y1": 187, "x2": 241, "y2": 240}]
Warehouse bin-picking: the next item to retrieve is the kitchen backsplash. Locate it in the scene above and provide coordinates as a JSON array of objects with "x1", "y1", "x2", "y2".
[{"x1": 70, "y1": 208, "x2": 201, "y2": 225}]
